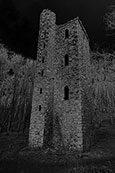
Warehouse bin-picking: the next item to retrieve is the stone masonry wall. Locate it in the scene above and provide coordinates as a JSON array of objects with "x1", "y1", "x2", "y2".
[
  {"x1": 53, "y1": 19, "x2": 83, "y2": 151},
  {"x1": 53, "y1": 19, "x2": 95, "y2": 151},
  {"x1": 29, "y1": 9, "x2": 94, "y2": 152},
  {"x1": 77, "y1": 20, "x2": 95, "y2": 151},
  {"x1": 29, "y1": 10, "x2": 56, "y2": 148}
]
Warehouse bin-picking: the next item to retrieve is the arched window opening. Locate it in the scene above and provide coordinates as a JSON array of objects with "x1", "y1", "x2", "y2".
[
  {"x1": 64, "y1": 86, "x2": 69, "y2": 100},
  {"x1": 39, "y1": 105, "x2": 41, "y2": 111},
  {"x1": 40, "y1": 88, "x2": 42, "y2": 94},
  {"x1": 65, "y1": 54, "x2": 69, "y2": 66},
  {"x1": 65, "y1": 29, "x2": 69, "y2": 39}
]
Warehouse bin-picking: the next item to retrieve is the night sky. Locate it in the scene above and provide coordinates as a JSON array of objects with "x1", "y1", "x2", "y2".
[{"x1": 0, "y1": 0, "x2": 115, "y2": 59}]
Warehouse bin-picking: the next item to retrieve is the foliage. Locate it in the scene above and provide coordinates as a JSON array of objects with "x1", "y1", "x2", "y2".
[
  {"x1": 0, "y1": 44, "x2": 34, "y2": 133},
  {"x1": 104, "y1": 5, "x2": 115, "y2": 31},
  {"x1": 68, "y1": 165, "x2": 113, "y2": 173},
  {"x1": 90, "y1": 50, "x2": 115, "y2": 124},
  {"x1": 0, "y1": 0, "x2": 35, "y2": 58}
]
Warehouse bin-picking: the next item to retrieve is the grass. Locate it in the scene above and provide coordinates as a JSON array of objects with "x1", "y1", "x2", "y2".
[{"x1": 0, "y1": 121, "x2": 115, "y2": 172}]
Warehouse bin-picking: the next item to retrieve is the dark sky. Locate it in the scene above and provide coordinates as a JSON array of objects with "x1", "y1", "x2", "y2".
[{"x1": 0, "y1": 0, "x2": 115, "y2": 59}]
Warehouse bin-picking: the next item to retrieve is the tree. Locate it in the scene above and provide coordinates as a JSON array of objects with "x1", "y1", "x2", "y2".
[
  {"x1": 0, "y1": 44, "x2": 34, "y2": 133},
  {"x1": 89, "y1": 7, "x2": 115, "y2": 125},
  {"x1": 0, "y1": 0, "x2": 34, "y2": 58},
  {"x1": 104, "y1": 5, "x2": 115, "y2": 32},
  {"x1": 91, "y1": 50, "x2": 115, "y2": 124}
]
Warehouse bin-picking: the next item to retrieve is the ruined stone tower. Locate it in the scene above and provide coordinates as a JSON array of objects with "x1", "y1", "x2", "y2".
[{"x1": 29, "y1": 9, "x2": 94, "y2": 151}]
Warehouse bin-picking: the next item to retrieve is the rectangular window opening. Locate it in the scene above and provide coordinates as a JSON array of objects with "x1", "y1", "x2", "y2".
[
  {"x1": 39, "y1": 105, "x2": 41, "y2": 111},
  {"x1": 41, "y1": 70, "x2": 44, "y2": 76},
  {"x1": 40, "y1": 88, "x2": 42, "y2": 94},
  {"x1": 42, "y1": 57, "x2": 44, "y2": 63},
  {"x1": 43, "y1": 43, "x2": 45, "y2": 48}
]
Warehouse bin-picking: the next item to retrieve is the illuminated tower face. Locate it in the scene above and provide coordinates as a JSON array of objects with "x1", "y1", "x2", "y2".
[
  {"x1": 29, "y1": 9, "x2": 92, "y2": 151},
  {"x1": 53, "y1": 20, "x2": 84, "y2": 151},
  {"x1": 29, "y1": 9, "x2": 56, "y2": 148}
]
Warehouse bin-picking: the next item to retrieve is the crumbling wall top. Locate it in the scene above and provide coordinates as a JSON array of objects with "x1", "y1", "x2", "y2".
[
  {"x1": 39, "y1": 9, "x2": 89, "y2": 41},
  {"x1": 40, "y1": 9, "x2": 56, "y2": 21},
  {"x1": 57, "y1": 16, "x2": 89, "y2": 41}
]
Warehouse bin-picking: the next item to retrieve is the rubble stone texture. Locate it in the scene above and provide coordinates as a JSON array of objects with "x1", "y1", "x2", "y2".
[{"x1": 29, "y1": 9, "x2": 94, "y2": 151}]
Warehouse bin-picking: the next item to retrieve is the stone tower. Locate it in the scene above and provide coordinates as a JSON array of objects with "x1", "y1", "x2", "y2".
[{"x1": 29, "y1": 9, "x2": 94, "y2": 151}]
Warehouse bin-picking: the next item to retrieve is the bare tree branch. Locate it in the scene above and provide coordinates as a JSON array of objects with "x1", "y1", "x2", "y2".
[{"x1": 104, "y1": 5, "x2": 115, "y2": 31}]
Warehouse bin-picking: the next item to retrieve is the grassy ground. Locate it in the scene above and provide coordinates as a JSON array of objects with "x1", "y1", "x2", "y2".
[{"x1": 0, "y1": 122, "x2": 115, "y2": 172}]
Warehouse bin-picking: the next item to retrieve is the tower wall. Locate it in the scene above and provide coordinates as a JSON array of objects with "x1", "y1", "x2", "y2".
[
  {"x1": 53, "y1": 20, "x2": 84, "y2": 151},
  {"x1": 29, "y1": 10, "x2": 56, "y2": 148},
  {"x1": 29, "y1": 9, "x2": 93, "y2": 151},
  {"x1": 77, "y1": 20, "x2": 95, "y2": 151}
]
